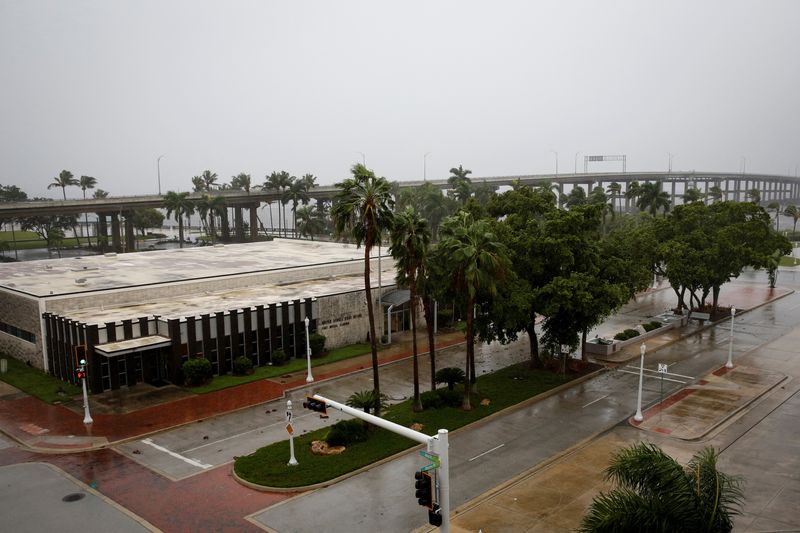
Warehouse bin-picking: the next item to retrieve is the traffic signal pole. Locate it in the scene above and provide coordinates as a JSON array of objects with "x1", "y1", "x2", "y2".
[{"x1": 309, "y1": 394, "x2": 450, "y2": 532}]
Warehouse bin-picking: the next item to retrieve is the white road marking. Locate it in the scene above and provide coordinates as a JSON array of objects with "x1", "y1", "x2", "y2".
[
  {"x1": 582, "y1": 394, "x2": 609, "y2": 408},
  {"x1": 183, "y1": 411, "x2": 319, "y2": 453},
  {"x1": 624, "y1": 365, "x2": 694, "y2": 380},
  {"x1": 468, "y1": 443, "x2": 505, "y2": 462},
  {"x1": 141, "y1": 438, "x2": 213, "y2": 469},
  {"x1": 617, "y1": 368, "x2": 688, "y2": 384}
]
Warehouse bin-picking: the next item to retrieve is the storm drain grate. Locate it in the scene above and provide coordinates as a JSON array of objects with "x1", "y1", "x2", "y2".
[{"x1": 62, "y1": 492, "x2": 86, "y2": 503}]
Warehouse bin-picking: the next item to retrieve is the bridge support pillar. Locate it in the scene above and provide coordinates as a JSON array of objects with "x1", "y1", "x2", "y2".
[
  {"x1": 235, "y1": 207, "x2": 245, "y2": 241},
  {"x1": 124, "y1": 214, "x2": 135, "y2": 252},
  {"x1": 110, "y1": 213, "x2": 122, "y2": 253},
  {"x1": 250, "y1": 203, "x2": 259, "y2": 241},
  {"x1": 96, "y1": 214, "x2": 108, "y2": 253}
]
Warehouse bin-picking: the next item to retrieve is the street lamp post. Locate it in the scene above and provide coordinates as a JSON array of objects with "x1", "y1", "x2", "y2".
[
  {"x1": 423, "y1": 152, "x2": 431, "y2": 181},
  {"x1": 550, "y1": 150, "x2": 558, "y2": 176},
  {"x1": 357, "y1": 152, "x2": 366, "y2": 166},
  {"x1": 726, "y1": 306, "x2": 736, "y2": 368},
  {"x1": 157, "y1": 155, "x2": 165, "y2": 195},
  {"x1": 634, "y1": 343, "x2": 646, "y2": 422},
  {"x1": 305, "y1": 316, "x2": 314, "y2": 382},
  {"x1": 668, "y1": 153, "x2": 675, "y2": 173},
  {"x1": 574, "y1": 152, "x2": 580, "y2": 174}
]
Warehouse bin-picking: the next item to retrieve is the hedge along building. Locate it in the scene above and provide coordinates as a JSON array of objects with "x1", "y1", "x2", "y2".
[{"x1": 0, "y1": 240, "x2": 403, "y2": 394}]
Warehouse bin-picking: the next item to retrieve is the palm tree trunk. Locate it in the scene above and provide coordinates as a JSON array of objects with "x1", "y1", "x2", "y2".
[
  {"x1": 178, "y1": 215, "x2": 184, "y2": 248},
  {"x1": 268, "y1": 202, "x2": 274, "y2": 234},
  {"x1": 462, "y1": 297, "x2": 474, "y2": 411},
  {"x1": 364, "y1": 243, "x2": 381, "y2": 416},
  {"x1": 10, "y1": 222, "x2": 18, "y2": 260},
  {"x1": 410, "y1": 285, "x2": 422, "y2": 412}
]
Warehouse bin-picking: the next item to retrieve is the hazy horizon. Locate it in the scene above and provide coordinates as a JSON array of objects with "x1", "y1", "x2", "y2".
[{"x1": 2, "y1": 1, "x2": 798, "y2": 200}]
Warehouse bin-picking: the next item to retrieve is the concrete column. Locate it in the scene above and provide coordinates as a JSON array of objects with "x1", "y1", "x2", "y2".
[
  {"x1": 124, "y1": 214, "x2": 135, "y2": 252},
  {"x1": 110, "y1": 213, "x2": 122, "y2": 253},
  {"x1": 250, "y1": 203, "x2": 259, "y2": 241},
  {"x1": 235, "y1": 207, "x2": 245, "y2": 241},
  {"x1": 96, "y1": 214, "x2": 108, "y2": 253}
]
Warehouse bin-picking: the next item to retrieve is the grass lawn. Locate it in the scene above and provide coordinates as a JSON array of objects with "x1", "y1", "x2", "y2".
[
  {"x1": 234, "y1": 363, "x2": 575, "y2": 487},
  {"x1": 188, "y1": 343, "x2": 372, "y2": 394},
  {"x1": 0, "y1": 355, "x2": 81, "y2": 403},
  {"x1": 0, "y1": 233, "x2": 82, "y2": 250},
  {"x1": 780, "y1": 255, "x2": 800, "y2": 267}
]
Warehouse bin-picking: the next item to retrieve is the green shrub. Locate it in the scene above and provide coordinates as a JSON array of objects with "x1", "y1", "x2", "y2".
[
  {"x1": 271, "y1": 349, "x2": 288, "y2": 366},
  {"x1": 642, "y1": 321, "x2": 665, "y2": 332},
  {"x1": 326, "y1": 419, "x2": 369, "y2": 447},
  {"x1": 434, "y1": 367, "x2": 466, "y2": 391},
  {"x1": 310, "y1": 333, "x2": 326, "y2": 357},
  {"x1": 346, "y1": 390, "x2": 388, "y2": 414},
  {"x1": 232, "y1": 356, "x2": 254, "y2": 375},
  {"x1": 420, "y1": 388, "x2": 463, "y2": 410},
  {"x1": 613, "y1": 328, "x2": 641, "y2": 341},
  {"x1": 182, "y1": 357, "x2": 212, "y2": 386}
]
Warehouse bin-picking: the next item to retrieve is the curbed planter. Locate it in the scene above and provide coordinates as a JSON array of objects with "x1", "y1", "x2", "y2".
[{"x1": 585, "y1": 320, "x2": 681, "y2": 356}]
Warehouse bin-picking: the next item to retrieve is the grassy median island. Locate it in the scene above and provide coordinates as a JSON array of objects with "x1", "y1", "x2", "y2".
[
  {"x1": 0, "y1": 355, "x2": 81, "y2": 403},
  {"x1": 234, "y1": 363, "x2": 575, "y2": 488}
]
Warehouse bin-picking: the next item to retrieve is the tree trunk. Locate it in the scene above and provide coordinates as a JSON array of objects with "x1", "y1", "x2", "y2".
[
  {"x1": 581, "y1": 329, "x2": 588, "y2": 363},
  {"x1": 712, "y1": 285, "x2": 721, "y2": 312},
  {"x1": 462, "y1": 297, "x2": 474, "y2": 411},
  {"x1": 268, "y1": 202, "x2": 274, "y2": 234},
  {"x1": 364, "y1": 244, "x2": 381, "y2": 416},
  {"x1": 423, "y1": 296, "x2": 437, "y2": 391},
  {"x1": 526, "y1": 311, "x2": 541, "y2": 369},
  {"x1": 410, "y1": 284, "x2": 422, "y2": 412},
  {"x1": 178, "y1": 216, "x2": 184, "y2": 248}
]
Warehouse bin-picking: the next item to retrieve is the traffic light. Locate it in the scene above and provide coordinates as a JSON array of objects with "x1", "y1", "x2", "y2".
[
  {"x1": 75, "y1": 367, "x2": 86, "y2": 381},
  {"x1": 414, "y1": 471, "x2": 433, "y2": 509},
  {"x1": 302, "y1": 396, "x2": 327, "y2": 415},
  {"x1": 428, "y1": 504, "x2": 442, "y2": 527}
]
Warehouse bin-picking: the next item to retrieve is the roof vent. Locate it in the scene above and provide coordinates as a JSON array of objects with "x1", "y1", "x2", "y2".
[
  {"x1": 104, "y1": 252, "x2": 117, "y2": 258},
  {"x1": 75, "y1": 278, "x2": 88, "y2": 286}
]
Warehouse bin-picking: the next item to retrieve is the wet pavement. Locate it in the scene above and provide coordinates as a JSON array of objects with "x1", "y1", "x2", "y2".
[{"x1": 1, "y1": 272, "x2": 798, "y2": 532}]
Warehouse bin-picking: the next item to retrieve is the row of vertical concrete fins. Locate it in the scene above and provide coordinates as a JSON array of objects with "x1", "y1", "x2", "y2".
[{"x1": 42, "y1": 298, "x2": 315, "y2": 394}]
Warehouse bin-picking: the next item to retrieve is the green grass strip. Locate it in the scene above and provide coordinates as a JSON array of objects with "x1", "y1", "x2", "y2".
[
  {"x1": 234, "y1": 363, "x2": 572, "y2": 487},
  {"x1": 0, "y1": 355, "x2": 81, "y2": 404},
  {"x1": 780, "y1": 255, "x2": 800, "y2": 267},
  {"x1": 188, "y1": 343, "x2": 372, "y2": 394}
]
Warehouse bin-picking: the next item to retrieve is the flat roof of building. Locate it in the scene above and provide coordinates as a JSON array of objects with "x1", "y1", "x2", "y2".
[{"x1": 0, "y1": 239, "x2": 383, "y2": 298}]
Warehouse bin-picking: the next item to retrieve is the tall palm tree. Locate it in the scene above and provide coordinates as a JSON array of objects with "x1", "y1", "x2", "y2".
[
  {"x1": 79, "y1": 175, "x2": 97, "y2": 246},
  {"x1": 93, "y1": 189, "x2": 109, "y2": 199},
  {"x1": 389, "y1": 207, "x2": 431, "y2": 412},
  {"x1": 438, "y1": 212, "x2": 508, "y2": 411},
  {"x1": 287, "y1": 178, "x2": 310, "y2": 237},
  {"x1": 264, "y1": 171, "x2": 283, "y2": 233},
  {"x1": 191, "y1": 175, "x2": 206, "y2": 192},
  {"x1": 784, "y1": 205, "x2": 800, "y2": 237},
  {"x1": 196, "y1": 194, "x2": 226, "y2": 243},
  {"x1": 48, "y1": 170, "x2": 78, "y2": 200},
  {"x1": 448, "y1": 164, "x2": 472, "y2": 186},
  {"x1": 163, "y1": 191, "x2": 194, "y2": 248},
  {"x1": 230, "y1": 172, "x2": 252, "y2": 193},
  {"x1": 201, "y1": 170, "x2": 218, "y2": 191},
  {"x1": 579, "y1": 442, "x2": 743, "y2": 533},
  {"x1": 707, "y1": 184, "x2": 724, "y2": 203},
  {"x1": 331, "y1": 164, "x2": 395, "y2": 415},
  {"x1": 535, "y1": 180, "x2": 560, "y2": 207},
  {"x1": 637, "y1": 182, "x2": 671, "y2": 216},
  {"x1": 606, "y1": 182, "x2": 621, "y2": 212},
  {"x1": 624, "y1": 180, "x2": 642, "y2": 211},
  {"x1": 295, "y1": 205, "x2": 324, "y2": 240}
]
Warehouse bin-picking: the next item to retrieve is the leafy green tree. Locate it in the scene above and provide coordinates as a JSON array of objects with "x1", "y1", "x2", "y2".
[
  {"x1": 19, "y1": 214, "x2": 77, "y2": 257},
  {"x1": 578, "y1": 443, "x2": 743, "y2": 533},
  {"x1": 195, "y1": 194, "x2": 226, "y2": 243},
  {"x1": 637, "y1": 181, "x2": 671, "y2": 216},
  {"x1": 0, "y1": 185, "x2": 28, "y2": 259},
  {"x1": 434, "y1": 367, "x2": 465, "y2": 391},
  {"x1": 230, "y1": 172, "x2": 252, "y2": 192},
  {"x1": 131, "y1": 208, "x2": 165, "y2": 237},
  {"x1": 438, "y1": 211, "x2": 509, "y2": 410},
  {"x1": 163, "y1": 191, "x2": 195, "y2": 248},
  {"x1": 389, "y1": 207, "x2": 431, "y2": 412},
  {"x1": 295, "y1": 205, "x2": 325, "y2": 240},
  {"x1": 331, "y1": 164, "x2": 395, "y2": 415},
  {"x1": 48, "y1": 170, "x2": 78, "y2": 200},
  {"x1": 472, "y1": 181, "x2": 497, "y2": 207},
  {"x1": 606, "y1": 181, "x2": 621, "y2": 212},
  {"x1": 707, "y1": 184, "x2": 724, "y2": 203},
  {"x1": 565, "y1": 185, "x2": 587, "y2": 208},
  {"x1": 746, "y1": 188, "x2": 760, "y2": 203},
  {"x1": 93, "y1": 189, "x2": 109, "y2": 199}
]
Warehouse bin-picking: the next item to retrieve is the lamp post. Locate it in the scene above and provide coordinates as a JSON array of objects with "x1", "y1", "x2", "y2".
[
  {"x1": 357, "y1": 152, "x2": 366, "y2": 166},
  {"x1": 157, "y1": 154, "x2": 165, "y2": 195},
  {"x1": 668, "y1": 152, "x2": 675, "y2": 173},
  {"x1": 574, "y1": 152, "x2": 580, "y2": 174},
  {"x1": 550, "y1": 150, "x2": 558, "y2": 176},
  {"x1": 305, "y1": 316, "x2": 314, "y2": 382},
  {"x1": 423, "y1": 152, "x2": 431, "y2": 181},
  {"x1": 726, "y1": 306, "x2": 736, "y2": 369},
  {"x1": 634, "y1": 343, "x2": 646, "y2": 422}
]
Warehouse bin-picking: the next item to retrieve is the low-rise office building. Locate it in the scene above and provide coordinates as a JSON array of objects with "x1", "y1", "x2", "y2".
[{"x1": 0, "y1": 240, "x2": 410, "y2": 394}]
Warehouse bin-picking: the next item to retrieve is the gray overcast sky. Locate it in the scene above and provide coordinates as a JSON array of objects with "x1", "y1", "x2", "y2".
[{"x1": 1, "y1": 0, "x2": 799, "y2": 199}]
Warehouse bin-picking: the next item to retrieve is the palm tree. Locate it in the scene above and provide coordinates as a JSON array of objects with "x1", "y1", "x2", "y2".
[
  {"x1": 264, "y1": 171, "x2": 283, "y2": 234},
  {"x1": 191, "y1": 175, "x2": 206, "y2": 192},
  {"x1": 606, "y1": 182, "x2": 621, "y2": 212},
  {"x1": 196, "y1": 194, "x2": 226, "y2": 243},
  {"x1": 578, "y1": 442, "x2": 743, "y2": 533},
  {"x1": 682, "y1": 186, "x2": 704, "y2": 204},
  {"x1": 389, "y1": 206, "x2": 431, "y2": 412},
  {"x1": 535, "y1": 180, "x2": 560, "y2": 207},
  {"x1": 565, "y1": 185, "x2": 587, "y2": 208},
  {"x1": 79, "y1": 175, "x2": 97, "y2": 246},
  {"x1": 624, "y1": 180, "x2": 642, "y2": 211},
  {"x1": 48, "y1": 170, "x2": 78, "y2": 200},
  {"x1": 746, "y1": 188, "x2": 761, "y2": 204},
  {"x1": 767, "y1": 201, "x2": 781, "y2": 231},
  {"x1": 448, "y1": 164, "x2": 472, "y2": 187},
  {"x1": 295, "y1": 205, "x2": 324, "y2": 240},
  {"x1": 287, "y1": 178, "x2": 310, "y2": 237},
  {"x1": 201, "y1": 170, "x2": 218, "y2": 191},
  {"x1": 637, "y1": 182, "x2": 671, "y2": 216},
  {"x1": 784, "y1": 205, "x2": 800, "y2": 238},
  {"x1": 93, "y1": 189, "x2": 109, "y2": 199},
  {"x1": 331, "y1": 164, "x2": 395, "y2": 415},
  {"x1": 346, "y1": 390, "x2": 388, "y2": 415},
  {"x1": 163, "y1": 191, "x2": 195, "y2": 248},
  {"x1": 707, "y1": 184, "x2": 724, "y2": 203},
  {"x1": 230, "y1": 172, "x2": 252, "y2": 193},
  {"x1": 438, "y1": 212, "x2": 508, "y2": 411}
]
